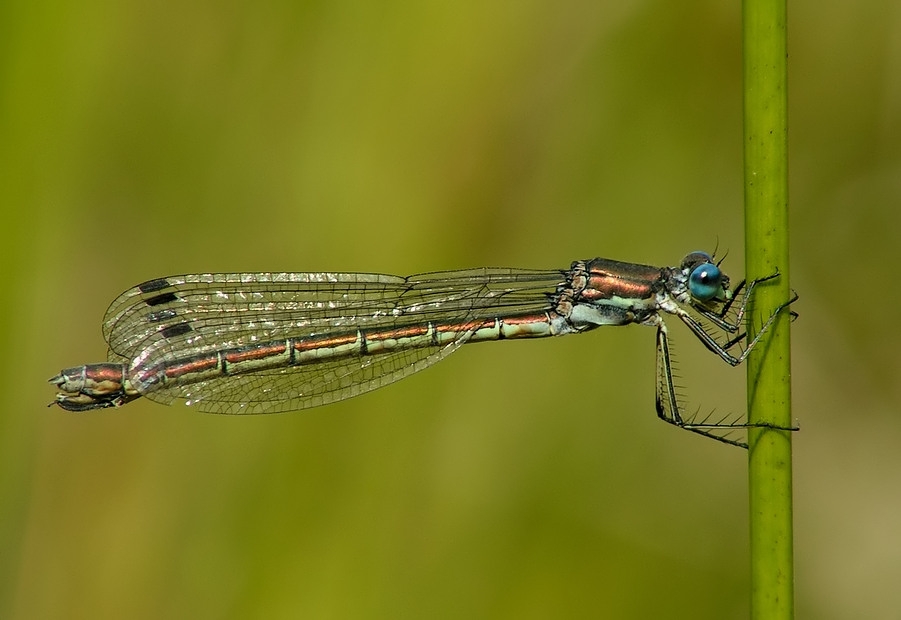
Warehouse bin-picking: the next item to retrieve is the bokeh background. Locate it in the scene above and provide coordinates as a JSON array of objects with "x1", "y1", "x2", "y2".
[{"x1": 2, "y1": 1, "x2": 899, "y2": 618}]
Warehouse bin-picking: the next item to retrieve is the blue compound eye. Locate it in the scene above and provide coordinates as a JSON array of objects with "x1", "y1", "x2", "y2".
[{"x1": 688, "y1": 262, "x2": 723, "y2": 302}]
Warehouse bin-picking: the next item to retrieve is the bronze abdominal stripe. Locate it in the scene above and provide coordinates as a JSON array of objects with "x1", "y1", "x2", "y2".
[{"x1": 143, "y1": 312, "x2": 565, "y2": 387}]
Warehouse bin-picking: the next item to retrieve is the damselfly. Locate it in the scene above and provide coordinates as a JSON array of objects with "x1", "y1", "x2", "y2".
[{"x1": 50, "y1": 252, "x2": 797, "y2": 448}]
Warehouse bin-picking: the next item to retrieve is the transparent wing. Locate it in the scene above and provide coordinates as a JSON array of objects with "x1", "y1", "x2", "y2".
[{"x1": 100, "y1": 268, "x2": 565, "y2": 414}]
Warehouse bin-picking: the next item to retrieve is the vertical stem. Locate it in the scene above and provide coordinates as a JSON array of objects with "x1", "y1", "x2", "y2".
[{"x1": 743, "y1": 0, "x2": 794, "y2": 618}]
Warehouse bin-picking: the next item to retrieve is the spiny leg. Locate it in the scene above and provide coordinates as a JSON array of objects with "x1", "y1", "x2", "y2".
[
  {"x1": 677, "y1": 288, "x2": 799, "y2": 367},
  {"x1": 675, "y1": 271, "x2": 790, "y2": 365},
  {"x1": 653, "y1": 320, "x2": 799, "y2": 449},
  {"x1": 654, "y1": 321, "x2": 751, "y2": 448}
]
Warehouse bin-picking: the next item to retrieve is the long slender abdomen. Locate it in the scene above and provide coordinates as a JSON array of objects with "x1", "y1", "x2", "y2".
[{"x1": 53, "y1": 311, "x2": 567, "y2": 411}]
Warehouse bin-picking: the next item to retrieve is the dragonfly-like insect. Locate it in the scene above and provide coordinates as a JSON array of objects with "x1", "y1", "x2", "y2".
[{"x1": 50, "y1": 251, "x2": 797, "y2": 448}]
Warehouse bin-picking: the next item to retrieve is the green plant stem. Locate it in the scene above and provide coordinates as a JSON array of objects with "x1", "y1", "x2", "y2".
[{"x1": 743, "y1": 0, "x2": 794, "y2": 618}]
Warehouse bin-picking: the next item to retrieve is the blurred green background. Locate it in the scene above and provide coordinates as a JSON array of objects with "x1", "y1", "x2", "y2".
[{"x1": 2, "y1": 1, "x2": 899, "y2": 618}]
